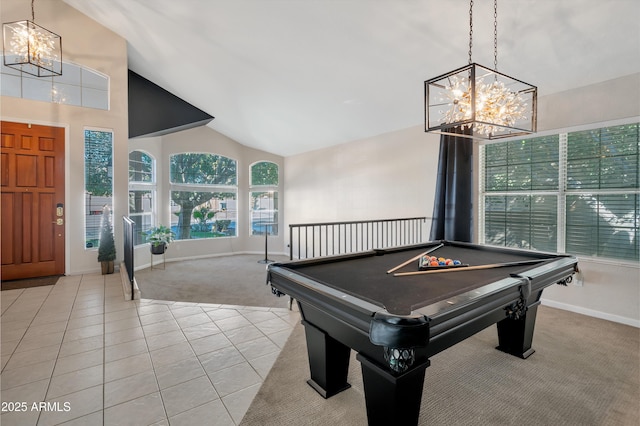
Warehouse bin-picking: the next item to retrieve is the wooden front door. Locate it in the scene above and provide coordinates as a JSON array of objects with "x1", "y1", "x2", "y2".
[{"x1": 1, "y1": 121, "x2": 65, "y2": 280}]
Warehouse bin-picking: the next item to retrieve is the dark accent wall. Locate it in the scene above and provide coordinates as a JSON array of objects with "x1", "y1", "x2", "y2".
[{"x1": 128, "y1": 70, "x2": 214, "y2": 138}]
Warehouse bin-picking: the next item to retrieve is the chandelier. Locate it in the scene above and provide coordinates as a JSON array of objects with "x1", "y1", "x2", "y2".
[
  {"x1": 425, "y1": 0, "x2": 536, "y2": 140},
  {"x1": 3, "y1": 0, "x2": 62, "y2": 77}
]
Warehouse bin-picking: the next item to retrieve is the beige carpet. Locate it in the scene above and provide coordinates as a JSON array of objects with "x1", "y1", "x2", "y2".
[
  {"x1": 134, "y1": 254, "x2": 291, "y2": 308},
  {"x1": 241, "y1": 305, "x2": 639, "y2": 425},
  {"x1": 132, "y1": 255, "x2": 638, "y2": 425}
]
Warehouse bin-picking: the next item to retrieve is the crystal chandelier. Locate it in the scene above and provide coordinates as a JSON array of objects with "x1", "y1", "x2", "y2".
[
  {"x1": 3, "y1": 0, "x2": 62, "y2": 77},
  {"x1": 425, "y1": 0, "x2": 536, "y2": 140}
]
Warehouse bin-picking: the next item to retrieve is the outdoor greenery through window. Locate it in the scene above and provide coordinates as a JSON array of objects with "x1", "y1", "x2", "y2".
[
  {"x1": 480, "y1": 122, "x2": 639, "y2": 261},
  {"x1": 129, "y1": 150, "x2": 155, "y2": 245},
  {"x1": 84, "y1": 129, "x2": 113, "y2": 248},
  {"x1": 250, "y1": 161, "x2": 279, "y2": 236},
  {"x1": 565, "y1": 126, "x2": 639, "y2": 259},
  {"x1": 170, "y1": 153, "x2": 237, "y2": 240}
]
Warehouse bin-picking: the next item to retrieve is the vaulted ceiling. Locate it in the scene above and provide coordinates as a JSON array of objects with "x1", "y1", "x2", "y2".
[{"x1": 63, "y1": 0, "x2": 640, "y2": 156}]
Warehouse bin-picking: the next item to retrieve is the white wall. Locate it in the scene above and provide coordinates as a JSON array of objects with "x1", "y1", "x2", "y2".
[
  {"x1": 534, "y1": 73, "x2": 640, "y2": 327},
  {"x1": 284, "y1": 126, "x2": 440, "y2": 224},
  {"x1": 1, "y1": 0, "x2": 128, "y2": 276},
  {"x1": 284, "y1": 73, "x2": 640, "y2": 326},
  {"x1": 537, "y1": 73, "x2": 640, "y2": 131}
]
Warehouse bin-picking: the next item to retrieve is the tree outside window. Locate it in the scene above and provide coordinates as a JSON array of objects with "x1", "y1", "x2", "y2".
[
  {"x1": 85, "y1": 129, "x2": 113, "y2": 249},
  {"x1": 250, "y1": 161, "x2": 279, "y2": 236},
  {"x1": 481, "y1": 123, "x2": 639, "y2": 261},
  {"x1": 251, "y1": 161, "x2": 279, "y2": 186},
  {"x1": 565, "y1": 125, "x2": 639, "y2": 260},
  {"x1": 170, "y1": 153, "x2": 238, "y2": 240}
]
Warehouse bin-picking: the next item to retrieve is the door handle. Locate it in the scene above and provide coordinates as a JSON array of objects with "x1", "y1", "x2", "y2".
[{"x1": 52, "y1": 219, "x2": 64, "y2": 225}]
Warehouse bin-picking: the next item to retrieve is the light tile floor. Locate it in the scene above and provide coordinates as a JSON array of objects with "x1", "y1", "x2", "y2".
[{"x1": 1, "y1": 273, "x2": 300, "y2": 425}]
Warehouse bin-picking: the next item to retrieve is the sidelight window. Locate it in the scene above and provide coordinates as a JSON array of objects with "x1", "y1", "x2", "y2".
[{"x1": 84, "y1": 129, "x2": 113, "y2": 249}]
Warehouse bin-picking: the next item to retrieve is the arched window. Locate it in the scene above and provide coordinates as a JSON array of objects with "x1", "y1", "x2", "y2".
[
  {"x1": 169, "y1": 153, "x2": 238, "y2": 240},
  {"x1": 250, "y1": 161, "x2": 279, "y2": 236},
  {"x1": 128, "y1": 150, "x2": 156, "y2": 245}
]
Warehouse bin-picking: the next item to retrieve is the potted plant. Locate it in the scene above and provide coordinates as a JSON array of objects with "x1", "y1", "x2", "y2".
[
  {"x1": 97, "y1": 205, "x2": 116, "y2": 274},
  {"x1": 147, "y1": 225, "x2": 175, "y2": 255}
]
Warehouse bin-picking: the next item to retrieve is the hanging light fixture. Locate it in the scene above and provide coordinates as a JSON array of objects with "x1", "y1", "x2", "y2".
[
  {"x1": 3, "y1": 0, "x2": 62, "y2": 77},
  {"x1": 425, "y1": 0, "x2": 536, "y2": 140}
]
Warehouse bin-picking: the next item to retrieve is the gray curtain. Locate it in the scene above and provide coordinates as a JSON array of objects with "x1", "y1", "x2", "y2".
[{"x1": 429, "y1": 127, "x2": 473, "y2": 242}]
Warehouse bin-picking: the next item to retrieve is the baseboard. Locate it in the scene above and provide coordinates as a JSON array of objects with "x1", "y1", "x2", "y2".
[
  {"x1": 70, "y1": 264, "x2": 121, "y2": 276},
  {"x1": 541, "y1": 298, "x2": 640, "y2": 328}
]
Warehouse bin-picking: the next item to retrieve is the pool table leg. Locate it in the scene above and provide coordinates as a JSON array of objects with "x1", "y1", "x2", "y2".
[
  {"x1": 496, "y1": 301, "x2": 541, "y2": 359},
  {"x1": 301, "y1": 320, "x2": 352, "y2": 398},
  {"x1": 357, "y1": 353, "x2": 430, "y2": 426}
]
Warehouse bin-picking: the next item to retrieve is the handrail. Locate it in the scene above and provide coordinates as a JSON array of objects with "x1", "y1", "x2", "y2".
[
  {"x1": 122, "y1": 216, "x2": 135, "y2": 300},
  {"x1": 289, "y1": 217, "x2": 430, "y2": 260}
]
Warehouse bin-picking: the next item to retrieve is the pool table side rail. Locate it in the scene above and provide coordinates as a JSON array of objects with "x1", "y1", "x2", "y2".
[
  {"x1": 418, "y1": 255, "x2": 578, "y2": 319},
  {"x1": 440, "y1": 240, "x2": 565, "y2": 259},
  {"x1": 268, "y1": 265, "x2": 386, "y2": 346},
  {"x1": 422, "y1": 255, "x2": 577, "y2": 357},
  {"x1": 268, "y1": 253, "x2": 578, "y2": 359},
  {"x1": 268, "y1": 266, "x2": 384, "y2": 316}
]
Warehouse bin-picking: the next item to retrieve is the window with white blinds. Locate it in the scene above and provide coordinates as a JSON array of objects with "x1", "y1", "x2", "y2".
[{"x1": 480, "y1": 123, "x2": 639, "y2": 261}]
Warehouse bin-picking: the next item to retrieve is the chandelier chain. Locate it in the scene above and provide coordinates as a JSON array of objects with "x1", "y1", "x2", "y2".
[
  {"x1": 31, "y1": 0, "x2": 35, "y2": 21},
  {"x1": 494, "y1": 0, "x2": 498, "y2": 71},
  {"x1": 425, "y1": 0, "x2": 537, "y2": 139},
  {"x1": 468, "y1": 0, "x2": 473, "y2": 64}
]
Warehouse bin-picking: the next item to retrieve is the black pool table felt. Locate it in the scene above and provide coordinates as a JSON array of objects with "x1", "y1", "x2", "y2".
[{"x1": 284, "y1": 245, "x2": 555, "y2": 315}]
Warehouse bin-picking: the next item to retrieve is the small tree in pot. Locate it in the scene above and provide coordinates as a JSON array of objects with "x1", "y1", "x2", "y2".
[
  {"x1": 147, "y1": 225, "x2": 175, "y2": 254},
  {"x1": 97, "y1": 205, "x2": 116, "y2": 274}
]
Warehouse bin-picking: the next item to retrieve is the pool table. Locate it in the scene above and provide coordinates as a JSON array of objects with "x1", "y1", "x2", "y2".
[{"x1": 267, "y1": 240, "x2": 578, "y2": 426}]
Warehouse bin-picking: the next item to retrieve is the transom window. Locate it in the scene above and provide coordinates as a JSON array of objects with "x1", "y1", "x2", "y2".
[{"x1": 1, "y1": 57, "x2": 109, "y2": 110}]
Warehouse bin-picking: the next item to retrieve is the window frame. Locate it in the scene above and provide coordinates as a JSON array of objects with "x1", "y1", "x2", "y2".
[
  {"x1": 478, "y1": 118, "x2": 639, "y2": 263},
  {"x1": 128, "y1": 150, "x2": 156, "y2": 246},
  {"x1": 249, "y1": 161, "x2": 279, "y2": 237},
  {"x1": 1, "y1": 56, "x2": 110, "y2": 110},
  {"x1": 168, "y1": 152, "x2": 239, "y2": 240},
  {"x1": 84, "y1": 127, "x2": 114, "y2": 250}
]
